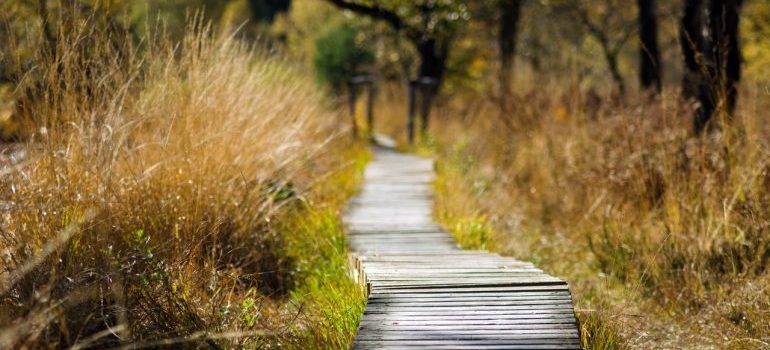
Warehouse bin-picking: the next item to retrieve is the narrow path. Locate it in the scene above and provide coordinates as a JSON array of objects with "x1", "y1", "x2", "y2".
[{"x1": 344, "y1": 147, "x2": 581, "y2": 349}]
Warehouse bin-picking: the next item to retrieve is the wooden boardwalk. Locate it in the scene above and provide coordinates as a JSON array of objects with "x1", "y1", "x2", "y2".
[{"x1": 344, "y1": 147, "x2": 580, "y2": 349}]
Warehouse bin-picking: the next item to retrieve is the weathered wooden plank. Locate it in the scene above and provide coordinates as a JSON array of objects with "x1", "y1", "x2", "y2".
[
  {"x1": 368, "y1": 280, "x2": 567, "y2": 288},
  {"x1": 362, "y1": 304, "x2": 576, "y2": 313},
  {"x1": 364, "y1": 272, "x2": 549, "y2": 278},
  {"x1": 360, "y1": 260, "x2": 532, "y2": 266},
  {"x1": 358, "y1": 255, "x2": 517, "y2": 260},
  {"x1": 356, "y1": 251, "x2": 498, "y2": 257},
  {"x1": 358, "y1": 315, "x2": 578, "y2": 323},
  {"x1": 364, "y1": 271, "x2": 547, "y2": 277},
  {"x1": 348, "y1": 232, "x2": 449, "y2": 236},
  {"x1": 352, "y1": 341, "x2": 580, "y2": 348},
  {"x1": 368, "y1": 291, "x2": 572, "y2": 300},
  {"x1": 352, "y1": 345, "x2": 580, "y2": 350},
  {"x1": 348, "y1": 236, "x2": 455, "y2": 241},
  {"x1": 364, "y1": 300, "x2": 576, "y2": 308},
  {"x1": 362, "y1": 310, "x2": 577, "y2": 317},
  {"x1": 357, "y1": 318, "x2": 577, "y2": 325},
  {"x1": 355, "y1": 329, "x2": 581, "y2": 338},
  {"x1": 364, "y1": 270, "x2": 543, "y2": 277},
  {"x1": 357, "y1": 322, "x2": 578, "y2": 329},
  {"x1": 367, "y1": 285, "x2": 571, "y2": 294},
  {"x1": 348, "y1": 227, "x2": 445, "y2": 233}
]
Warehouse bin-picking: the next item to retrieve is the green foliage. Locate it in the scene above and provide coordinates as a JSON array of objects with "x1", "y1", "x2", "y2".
[
  {"x1": 433, "y1": 143, "x2": 494, "y2": 251},
  {"x1": 268, "y1": 146, "x2": 370, "y2": 349},
  {"x1": 449, "y1": 215, "x2": 491, "y2": 250},
  {"x1": 578, "y1": 311, "x2": 627, "y2": 350},
  {"x1": 239, "y1": 297, "x2": 261, "y2": 328},
  {"x1": 313, "y1": 24, "x2": 373, "y2": 92},
  {"x1": 355, "y1": 0, "x2": 471, "y2": 39},
  {"x1": 742, "y1": 1, "x2": 770, "y2": 80},
  {"x1": 280, "y1": 208, "x2": 366, "y2": 348}
]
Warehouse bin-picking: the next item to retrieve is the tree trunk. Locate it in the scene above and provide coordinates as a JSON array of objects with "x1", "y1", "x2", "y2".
[
  {"x1": 412, "y1": 37, "x2": 448, "y2": 137},
  {"x1": 415, "y1": 38, "x2": 447, "y2": 94},
  {"x1": 680, "y1": 0, "x2": 705, "y2": 99},
  {"x1": 690, "y1": 0, "x2": 743, "y2": 134},
  {"x1": 638, "y1": 0, "x2": 661, "y2": 92},
  {"x1": 710, "y1": 0, "x2": 742, "y2": 114},
  {"x1": 498, "y1": 0, "x2": 523, "y2": 97},
  {"x1": 601, "y1": 48, "x2": 625, "y2": 96}
]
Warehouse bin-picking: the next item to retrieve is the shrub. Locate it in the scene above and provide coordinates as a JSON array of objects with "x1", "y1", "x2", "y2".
[{"x1": 313, "y1": 24, "x2": 373, "y2": 92}]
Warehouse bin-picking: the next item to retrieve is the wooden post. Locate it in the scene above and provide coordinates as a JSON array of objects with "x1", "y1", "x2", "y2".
[
  {"x1": 348, "y1": 82, "x2": 358, "y2": 138},
  {"x1": 407, "y1": 80, "x2": 417, "y2": 144},
  {"x1": 366, "y1": 84, "x2": 375, "y2": 139},
  {"x1": 349, "y1": 74, "x2": 375, "y2": 140},
  {"x1": 419, "y1": 83, "x2": 434, "y2": 136}
]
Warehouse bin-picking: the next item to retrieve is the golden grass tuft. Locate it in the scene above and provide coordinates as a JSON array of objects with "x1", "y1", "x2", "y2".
[{"x1": 0, "y1": 17, "x2": 364, "y2": 349}]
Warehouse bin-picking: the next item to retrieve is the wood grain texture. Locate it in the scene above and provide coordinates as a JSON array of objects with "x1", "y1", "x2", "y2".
[{"x1": 346, "y1": 147, "x2": 580, "y2": 349}]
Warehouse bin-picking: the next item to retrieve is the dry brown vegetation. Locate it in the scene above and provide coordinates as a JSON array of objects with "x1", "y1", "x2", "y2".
[
  {"x1": 379, "y1": 76, "x2": 770, "y2": 348},
  {"x1": 0, "y1": 18, "x2": 365, "y2": 349},
  {"x1": 2, "y1": 2, "x2": 769, "y2": 349}
]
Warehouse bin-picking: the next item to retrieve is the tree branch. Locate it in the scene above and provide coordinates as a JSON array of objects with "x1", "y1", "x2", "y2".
[
  {"x1": 324, "y1": 0, "x2": 419, "y2": 40},
  {"x1": 576, "y1": 6, "x2": 609, "y2": 48},
  {"x1": 575, "y1": 4, "x2": 628, "y2": 94}
]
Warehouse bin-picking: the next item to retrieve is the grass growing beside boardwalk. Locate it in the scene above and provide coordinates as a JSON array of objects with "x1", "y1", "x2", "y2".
[
  {"x1": 422, "y1": 82, "x2": 770, "y2": 348},
  {"x1": 0, "y1": 17, "x2": 367, "y2": 349},
  {"x1": 433, "y1": 142, "x2": 493, "y2": 251},
  {"x1": 276, "y1": 208, "x2": 367, "y2": 349},
  {"x1": 275, "y1": 148, "x2": 369, "y2": 349}
]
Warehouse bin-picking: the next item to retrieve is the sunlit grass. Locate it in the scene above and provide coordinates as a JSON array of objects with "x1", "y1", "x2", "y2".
[
  {"x1": 0, "y1": 16, "x2": 367, "y2": 349},
  {"x1": 276, "y1": 146, "x2": 369, "y2": 349},
  {"x1": 409, "y1": 79, "x2": 770, "y2": 347},
  {"x1": 577, "y1": 311, "x2": 627, "y2": 350},
  {"x1": 434, "y1": 146, "x2": 493, "y2": 251}
]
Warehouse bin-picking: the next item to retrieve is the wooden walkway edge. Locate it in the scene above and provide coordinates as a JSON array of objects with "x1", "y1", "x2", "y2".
[{"x1": 344, "y1": 147, "x2": 581, "y2": 349}]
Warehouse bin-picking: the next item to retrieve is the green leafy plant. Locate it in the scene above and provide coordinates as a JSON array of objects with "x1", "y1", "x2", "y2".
[{"x1": 313, "y1": 24, "x2": 373, "y2": 92}]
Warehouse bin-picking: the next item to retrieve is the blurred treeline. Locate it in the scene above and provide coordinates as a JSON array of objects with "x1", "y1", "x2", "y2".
[
  {"x1": 0, "y1": 0, "x2": 282, "y2": 74},
  {"x1": 280, "y1": 0, "x2": 770, "y2": 98},
  {"x1": 0, "y1": 0, "x2": 293, "y2": 139},
  {"x1": 2, "y1": 0, "x2": 770, "y2": 128},
  {"x1": 3, "y1": 1, "x2": 770, "y2": 91}
]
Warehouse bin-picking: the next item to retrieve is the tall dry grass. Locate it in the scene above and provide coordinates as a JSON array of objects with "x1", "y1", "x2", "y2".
[
  {"x1": 0, "y1": 17, "x2": 361, "y2": 348},
  {"x1": 415, "y1": 77, "x2": 770, "y2": 347}
]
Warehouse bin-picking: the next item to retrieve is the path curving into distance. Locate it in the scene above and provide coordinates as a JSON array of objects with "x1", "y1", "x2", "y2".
[{"x1": 344, "y1": 146, "x2": 581, "y2": 349}]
